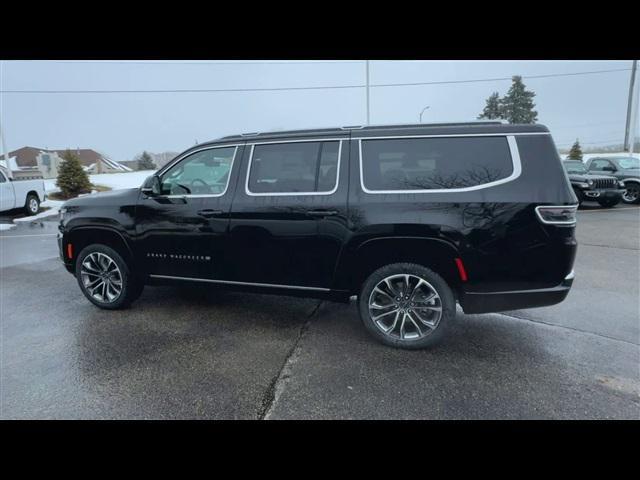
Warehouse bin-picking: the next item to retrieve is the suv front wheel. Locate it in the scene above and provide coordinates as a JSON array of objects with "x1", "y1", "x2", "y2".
[
  {"x1": 622, "y1": 182, "x2": 640, "y2": 204},
  {"x1": 358, "y1": 263, "x2": 455, "y2": 349},
  {"x1": 75, "y1": 244, "x2": 143, "y2": 309}
]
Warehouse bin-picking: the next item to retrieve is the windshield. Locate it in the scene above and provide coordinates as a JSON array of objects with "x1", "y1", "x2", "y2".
[
  {"x1": 617, "y1": 158, "x2": 640, "y2": 169},
  {"x1": 563, "y1": 161, "x2": 587, "y2": 174}
]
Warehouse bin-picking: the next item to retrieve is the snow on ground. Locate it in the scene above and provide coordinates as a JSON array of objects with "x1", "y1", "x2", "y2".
[
  {"x1": 13, "y1": 199, "x2": 65, "y2": 223},
  {"x1": 44, "y1": 170, "x2": 155, "y2": 194},
  {"x1": 0, "y1": 223, "x2": 16, "y2": 231}
]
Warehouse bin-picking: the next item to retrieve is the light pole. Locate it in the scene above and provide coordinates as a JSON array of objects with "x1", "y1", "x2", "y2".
[
  {"x1": 419, "y1": 105, "x2": 430, "y2": 123},
  {"x1": 624, "y1": 60, "x2": 638, "y2": 152},
  {"x1": 365, "y1": 60, "x2": 370, "y2": 126}
]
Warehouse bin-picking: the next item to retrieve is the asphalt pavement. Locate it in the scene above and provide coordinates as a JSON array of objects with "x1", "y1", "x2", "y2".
[{"x1": 1, "y1": 205, "x2": 638, "y2": 419}]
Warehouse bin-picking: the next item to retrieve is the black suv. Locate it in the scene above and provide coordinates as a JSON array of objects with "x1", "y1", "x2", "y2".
[
  {"x1": 585, "y1": 156, "x2": 640, "y2": 204},
  {"x1": 58, "y1": 122, "x2": 578, "y2": 349},
  {"x1": 562, "y1": 160, "x2": 625, "y2": 208}
]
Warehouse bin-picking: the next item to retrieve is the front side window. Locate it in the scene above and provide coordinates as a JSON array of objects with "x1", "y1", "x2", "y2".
[
  {"x1": 589, "y1": 159, "x2": 613, "y2": 171},
  {"x1": 0, "y1": 171, "x2": 6, "y2": 183},
  {"x1": 161, "y1": 146, "x2": 236, "y2": 196},
  {"x1": 360, "y1": 136, "x2": 514, "y2": 192},
  {"x1": 247, "y1": 141, "x2": 340, "y2": 194}
]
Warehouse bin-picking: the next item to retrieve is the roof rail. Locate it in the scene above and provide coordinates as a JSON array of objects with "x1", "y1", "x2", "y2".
[
  {"x1": 340, "y1": 125, "x2": 364, "y2": 130},
  {"x1": 240, "y1": 132, "x2": 261, "y2": 137}
]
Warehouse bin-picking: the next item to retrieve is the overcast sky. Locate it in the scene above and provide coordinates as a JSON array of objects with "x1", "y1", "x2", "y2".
[{"x1": 0, "y1": 60, "x2": 637, "y2": 161}]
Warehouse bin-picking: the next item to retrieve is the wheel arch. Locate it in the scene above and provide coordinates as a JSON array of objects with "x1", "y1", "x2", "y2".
[
  {"x1": 67, "y1": 226, "x2": 135, "y2": 270},
  {"x1": 339, "y1": 236, "x2": 464, "y2": 296},
  {"x1": 25, "y1": 190, "x2": 41, "y2": 203}
]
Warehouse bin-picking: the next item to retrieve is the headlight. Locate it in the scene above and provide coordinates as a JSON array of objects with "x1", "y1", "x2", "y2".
[
  {"x1": 577, "y1": 182, "x2": 590, "y2": 188},
  {"x1": 59, "y1": 207, "x2": 67, "y2": 221},
  {"x1": 586, "y1": 179, "x2": 594, "y2": 186},
  {"x1": 619, "y1": 181, "x2": 625, "y2": 188}
]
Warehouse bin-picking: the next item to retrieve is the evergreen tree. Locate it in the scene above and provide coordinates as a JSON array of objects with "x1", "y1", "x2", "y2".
[
  {"x1": 136, "y1": 151, "x2": 156, "y2": 171},
  {"x1": 567, "y1": 139, "x2": 583, "y2": 161},
  {"x1": 500, "y1": 76, "x2": 538, "y2": 124},
  {"x1": 56, "y1": 150, "x2": 92, "y2": 199},
  {"x1": 478, "y1": 92, "x2": 503, "y2": 120}
]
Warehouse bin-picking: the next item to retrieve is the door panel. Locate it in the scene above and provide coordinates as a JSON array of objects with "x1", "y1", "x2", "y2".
[
  {"x1": 134, "y1": 144, "x2": 243, "y2": 280},
  {"x1": 227, "y1": 138, "x2": 350, "y2": 289},
  {"x1": 0, "y1": 172, "x2": 15, "y2": 211}
]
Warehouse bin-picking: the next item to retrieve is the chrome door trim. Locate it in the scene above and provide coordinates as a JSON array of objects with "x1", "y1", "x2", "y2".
[{"x1": 149, "y1": 274, "x2": 332, "y2": 292}]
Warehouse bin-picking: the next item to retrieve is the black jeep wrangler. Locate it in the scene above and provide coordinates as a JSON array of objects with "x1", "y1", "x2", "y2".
[
  {"x1": 562, "y1": 159, "x2": 625, "y2": 208},
  {"x1": 58, "y1": 122, "x2": 578, "y2": 349}
]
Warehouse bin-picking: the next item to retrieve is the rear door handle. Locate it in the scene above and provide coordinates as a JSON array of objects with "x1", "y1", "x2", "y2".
[
  {"x1": 197, "y1": 209, "x2": 224, "y2": 218},
  {"x1": 307, "y1": 210, "x2": 339, "y2": 217}
]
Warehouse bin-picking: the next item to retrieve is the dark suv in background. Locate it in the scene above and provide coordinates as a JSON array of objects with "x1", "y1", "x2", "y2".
[
  {"x1": 586, "y1": 156, "x2": 640, "y2": 204},
  {"x1": 562, "y1": 160, "x2": 625, "y2": 208},
  {"x1": 58, "y1": 122, "x2": 578, "y2": 349}
]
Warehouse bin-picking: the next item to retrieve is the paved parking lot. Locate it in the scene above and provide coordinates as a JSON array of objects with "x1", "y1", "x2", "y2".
[{"x1": 1, "y1": 205, "x2": 639, "y2": 419}]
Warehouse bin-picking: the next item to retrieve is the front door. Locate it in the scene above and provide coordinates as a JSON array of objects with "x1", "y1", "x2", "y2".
[
  {"x1": 227, "y1": 138, "x2": 350, "y2": 289},
  {"x1": 135, "y1": 144, "x2": 243, "y2": 280}
]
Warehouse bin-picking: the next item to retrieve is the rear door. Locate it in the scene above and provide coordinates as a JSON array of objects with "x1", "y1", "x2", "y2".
[{"x1": 227, "y1": 136, "x2": 350, "y2": 289}]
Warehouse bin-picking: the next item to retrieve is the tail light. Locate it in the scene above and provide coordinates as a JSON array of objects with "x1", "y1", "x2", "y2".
[{"x1": 535, "y1": 205, "x2": 577, "y2": 225}]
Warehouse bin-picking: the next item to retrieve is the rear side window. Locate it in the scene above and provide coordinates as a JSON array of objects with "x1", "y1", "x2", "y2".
[
  {"x1": 247, "y1": 141, "x2": 340, "y2": 195},
  {"x1": 360, "y1": 136, "x2": 514, "y2": 192}
]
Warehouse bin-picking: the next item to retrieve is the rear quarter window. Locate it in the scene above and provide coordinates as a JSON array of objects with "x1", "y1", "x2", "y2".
[{"x1": 360, "y1": 136, "x2": 514, "y2": 192}]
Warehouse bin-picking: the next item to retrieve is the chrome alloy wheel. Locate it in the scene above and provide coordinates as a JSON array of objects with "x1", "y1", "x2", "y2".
[
  {"x1": 622, "y1": 184, "x2": 639, "y2": 203},
  {"x1": 368, "y1": 274, "x2": 442, "y2": 341},
  {"x1": 80, "y1": 252, "x2": 123, "y2": 303},
  {"x1": 29, "y1": 198, "x2": 39, "y2": 213}
]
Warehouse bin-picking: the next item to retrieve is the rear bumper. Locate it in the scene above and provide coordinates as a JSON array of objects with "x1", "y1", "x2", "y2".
[{"x1": 459, "y1": 270, "x2": 574, "y2": 314}]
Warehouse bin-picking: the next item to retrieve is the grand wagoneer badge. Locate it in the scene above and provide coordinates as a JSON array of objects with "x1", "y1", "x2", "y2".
[{"x1": 146, "y1": 252, "x2": 211, "y2": 262}]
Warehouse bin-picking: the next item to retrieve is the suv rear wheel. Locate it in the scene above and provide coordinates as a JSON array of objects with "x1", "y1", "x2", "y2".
[
  {"x1": 75, "y1": 244, "x2": 143, "y2": 309},
  {"x1": 358, "y1": 263, "x2": 455, "y2": 349}
]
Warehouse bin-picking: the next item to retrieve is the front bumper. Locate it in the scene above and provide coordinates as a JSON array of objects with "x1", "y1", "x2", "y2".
[
  {"x1": 459, "y1": 270, "x2": 574, "y2": 314},
  {"x1": 583, "y1": 188, "x2": 625, "y2": 199}
]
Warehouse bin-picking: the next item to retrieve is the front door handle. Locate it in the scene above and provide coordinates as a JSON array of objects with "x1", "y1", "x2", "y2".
[
  {"x1": 307, "y1": 210, "x2": 339, "y2": 217},
  {"x1": 197, "y1": 209, "x2": 224, "y2": 218}
]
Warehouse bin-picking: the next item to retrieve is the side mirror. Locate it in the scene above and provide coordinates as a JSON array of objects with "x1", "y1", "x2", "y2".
[{"x1": 141, "y1": 174, "x2": 161, "y2": 196}]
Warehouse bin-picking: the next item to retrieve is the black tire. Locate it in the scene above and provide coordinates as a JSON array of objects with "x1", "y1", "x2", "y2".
[
  {"x1": 597, "y1": 198, "x2": 620, "y2": 208},
  {"x1": 75, "y1": 244, "x2": 142, "y2": 309},
  {"x1": 573, "y1": 188, "x2": 584, "y2": 208},
  {"x1": 358, "y1": 262, "x2": 455, "y2": 349},
  {"x1": 621, "y1": 182, "x2": 640, "y2": 205},
  {"x1": 24, "y1": 193, "x2": 40, "y2": 216}
]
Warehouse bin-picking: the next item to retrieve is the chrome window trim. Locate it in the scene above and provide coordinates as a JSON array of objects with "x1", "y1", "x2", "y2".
[
  {"x1": 358, "y1": 134, "x2": 524, "y2": 194},
  {"x1": 245, "y1": 138, "x2": 343, "y2": 197},
  {"x1": 149, "y1": 274, "x2": 331, "y2": 292},
  {"x1": 352, "y1": 132, "x2": 550, "y2": 140},
  {"x1": 158, "y1": 145, "x2": 240, "y2": 199}
]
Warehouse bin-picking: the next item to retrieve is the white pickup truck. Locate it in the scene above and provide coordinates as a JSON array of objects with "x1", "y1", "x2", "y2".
[{"x1": 0, "y1": 167, "x2": 47, "y2": 215}]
